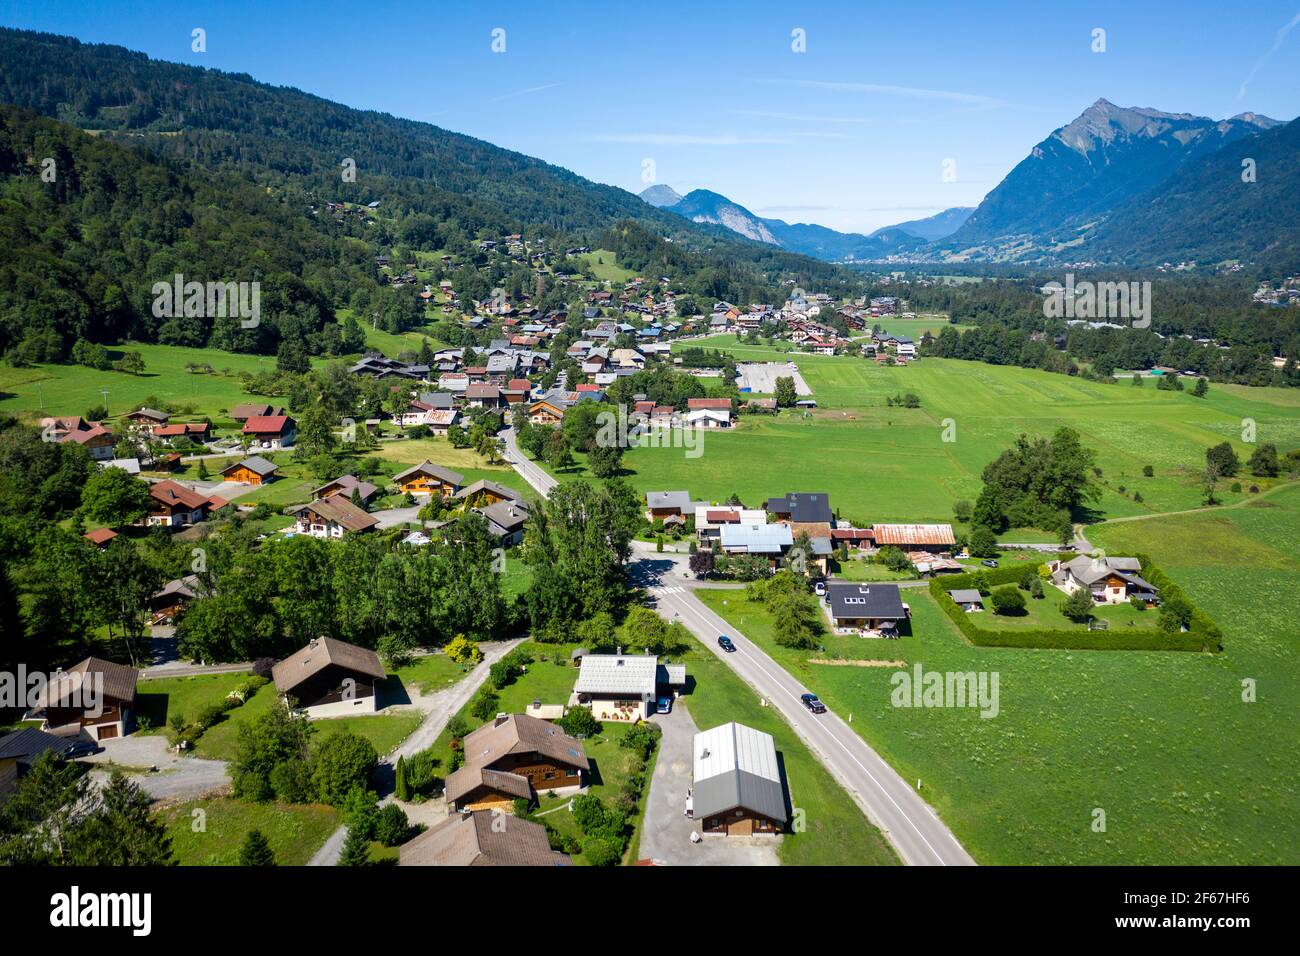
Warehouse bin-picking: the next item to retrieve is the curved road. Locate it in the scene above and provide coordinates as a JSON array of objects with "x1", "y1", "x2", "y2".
[{"x1": 632, "y1": 545, "x2": 974, "y2": 866}]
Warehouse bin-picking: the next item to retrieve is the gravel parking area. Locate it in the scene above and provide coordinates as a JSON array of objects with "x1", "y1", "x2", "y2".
[
  {"x1": 735, "y1": 362, "x2": 812, "y2": 396},
  {"x1": 638, "y1": 705, "x2": 780, "y2": 866}
]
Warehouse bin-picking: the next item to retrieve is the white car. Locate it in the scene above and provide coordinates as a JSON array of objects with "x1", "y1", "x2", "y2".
[{"x1": 814, "y1": 581, "x2": 827, "y2": 597}]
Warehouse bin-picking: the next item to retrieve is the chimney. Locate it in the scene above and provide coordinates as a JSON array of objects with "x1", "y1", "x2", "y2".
[{"x1": 616, "y1": 646, "x2": 622, "y2": 656}]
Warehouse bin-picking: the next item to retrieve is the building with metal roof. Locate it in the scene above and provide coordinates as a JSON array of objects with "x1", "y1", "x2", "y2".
[
  {"x1": 692, "y1": 722, "x2": 788, "y2": 836},
  {"x1": 571, "y1": 654, "x2": 686, "y2": 721}
]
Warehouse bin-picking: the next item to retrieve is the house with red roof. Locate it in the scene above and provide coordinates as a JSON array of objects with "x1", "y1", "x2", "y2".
[{"x1": 242, "y1": 414, "x2": 296, "y2": 450}]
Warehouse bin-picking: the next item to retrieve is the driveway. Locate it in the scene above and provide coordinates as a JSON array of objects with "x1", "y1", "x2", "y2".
[
  {"x1": 307, "y1": 638, "x2": 524, "y2": 865},
  {"x1": 639, "y1": 705, "x2": 780, "y2": 866},
  {"x1": 82, "y1": 734, "x2": 230, "y2": 802},
  {"x1": 371, "y1": 506, "x2": 422, "y2": 529}
]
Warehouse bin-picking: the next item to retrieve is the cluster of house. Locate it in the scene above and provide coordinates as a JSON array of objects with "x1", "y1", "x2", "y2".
[{"x1": 949, "y1": 555, "x2": 1160, "y2": 613}]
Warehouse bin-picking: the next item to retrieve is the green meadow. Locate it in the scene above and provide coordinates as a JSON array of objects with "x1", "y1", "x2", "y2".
[
  {"x1": 570, "y1": 337, "x2": 1300, "y2": 522},
  {"x1": 0, "y1": 344, "x2": 302, "y2": 425},
  {"x1": 694, "y1": 482, "x2": 1300, "y2": 865}
]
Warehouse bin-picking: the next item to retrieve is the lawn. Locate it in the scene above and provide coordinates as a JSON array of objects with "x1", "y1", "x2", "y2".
[
  {"x1": 574, "y1": 249, "x2": 636, "y2": 285},
  {"x1": 694, "y1": 485, "x2": 1300, "y2": 864},
  {"x1": 967, "y1": 588, "x2": 1160, "y2": 632},
  {"x1": 194, "y1": 678, "x2": 423, "y2": 762},
  {"x1": 389, "y1": 652, "x2": 472, "y2": 695},
  {"x1": 156, "y1": 796, "x2": 339, "y2": 865},
  {"x1": 134, "y1": 671, "x2": 252, "y2": 733}
]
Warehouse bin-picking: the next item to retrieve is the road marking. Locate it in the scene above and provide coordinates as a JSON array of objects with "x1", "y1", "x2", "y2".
[{"x1": 658, "y1": 586, "x2": 961, "y2": 866}]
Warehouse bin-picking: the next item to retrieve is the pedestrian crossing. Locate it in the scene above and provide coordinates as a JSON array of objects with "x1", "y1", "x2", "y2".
[{"x1": 651, "y1": 586, "x2": 687, "y2": 595}]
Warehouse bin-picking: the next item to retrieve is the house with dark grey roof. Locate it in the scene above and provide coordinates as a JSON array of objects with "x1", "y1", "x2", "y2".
[
  {"x1": 0, "y1": 727, "x2": 75, "y2": 796},
  {"x1": 825, "y1": 583, "x2": 909, "y2": 637},
  {"x1": 693, "y1": 722, "x2": 788, "y2": 836},
  {"x1": 947, "y1": 588, "x2": 984, "y2": 612},
  {"x1": 1048, "y1": 556, "x2": 1160, "y2": 605},
  {"x1": 766, "y1": 492, "x2": 834, "y2": 537},
  {"x1": 645, "y1": 490, "x2": 692, "y2": 521}
]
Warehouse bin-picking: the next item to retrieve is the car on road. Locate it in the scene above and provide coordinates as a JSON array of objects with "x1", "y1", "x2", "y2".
[
  {"x1": 656, "y1": 696, "x2": 673, "y2": 714},
  {"x1": 981, "y1": 559, "x2": 999, "y2": 568},
  {"x1": 717, "y1": 635, "x2": 736, "y2": 652},
  {"x1": 800, "y1": 693, "x2": 827, "y2": 714},
  {"x1": 813, "y1": 580, "x2": 827, "y2": 597}
]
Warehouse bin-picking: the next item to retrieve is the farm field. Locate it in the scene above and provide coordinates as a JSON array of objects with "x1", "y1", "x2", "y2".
[
  {"x1": 551, "y1": 339, "x2": 1300, "y2": 522},
  {"x1": 694, "y1": 486, "x2": 1300, "y2": 864}
]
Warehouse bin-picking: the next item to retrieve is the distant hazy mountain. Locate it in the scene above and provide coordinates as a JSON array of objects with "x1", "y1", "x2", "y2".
[
  {"x1": 878, "y1": 207, "x2": 974, "y2": 241},
  {"x1": 663, "y1": 189, "x2": 780, "y2": 244},
  {"x1": 640, "y1": 186, "x2": 966, "y2": 260},
  {"x1": 942, "y1": 99, "x2": 1280, "y2": 256},
  {"x1": 639, "y1": 184, "x2": 683, "y2": 208}
]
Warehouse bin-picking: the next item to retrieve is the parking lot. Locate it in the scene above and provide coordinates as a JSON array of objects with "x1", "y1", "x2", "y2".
[{"x1": 735, "y1": 362, "x2": 812, "y2": 396}]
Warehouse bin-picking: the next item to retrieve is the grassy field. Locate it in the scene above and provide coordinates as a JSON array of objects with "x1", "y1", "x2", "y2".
[
  {"x1": 0, "y1": 343, "x2": 325, "y2": 426},
  {"x1": 156, "y1": 796, "x2": 339, "y2": 865},
  {"x1": 695, "y1": 486, "x2": 1300, "y2": 864},
  {"x1": 575, "y1": 249, "x2": 637, "y2": 285},
  {"x1": 548, "y1": 337, "x2": 1300, "y2": 522}
]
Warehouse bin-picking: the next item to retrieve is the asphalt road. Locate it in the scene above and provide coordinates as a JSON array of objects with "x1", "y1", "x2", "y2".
[
  {"x1": 500, "y1": 426, "x2": 557, "y2": 496},
  {"x1": 631, "y1": 545, "x2": 976, "y2": 867}
]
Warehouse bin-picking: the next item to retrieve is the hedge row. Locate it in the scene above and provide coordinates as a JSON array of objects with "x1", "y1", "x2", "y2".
[{"x1": 928, "y1": 556, "x2": 1221, "y2": 653}]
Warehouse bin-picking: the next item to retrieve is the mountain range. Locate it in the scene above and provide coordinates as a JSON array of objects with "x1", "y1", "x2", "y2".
[
  {"x1": 0, "y1": 26, "x2": 1296, "y2": 284},
  {"x1": 645, "y1": 99, "x2": 1299, "y2": 270},
  {"x1": 640, "y1": 186, "x2": 973, "y2": 261}
]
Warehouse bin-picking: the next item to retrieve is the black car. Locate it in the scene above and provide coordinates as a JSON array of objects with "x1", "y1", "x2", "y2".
[
  {"x1": 717, "y1": 635, "x2": 736, "y2": 652},
  {"x1": 61, "y1": 740, "x2": 101, "y2": 759},
  {"x1": 800, "y1": 693, "x2": 827, "y2": 714}
]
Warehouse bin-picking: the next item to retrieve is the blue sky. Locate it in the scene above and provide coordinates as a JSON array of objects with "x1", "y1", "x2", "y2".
[{"x1": 3, "y1": 1, "x2": 1298, "y2": 233}]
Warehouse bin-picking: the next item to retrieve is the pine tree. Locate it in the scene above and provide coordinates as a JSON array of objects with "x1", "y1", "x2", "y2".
[
  {"x1": 394, "y1": 755, "x2": 410, "y2": 802},
  {"x1": 197, "y1": 458, "x2": 209, "y2": 479},
  {"x1": 338, "y1": 824, "x2": 371, "y2": 866},
  {"x1": 239, "y1": 828, "x2": 276, "y2": 866}
]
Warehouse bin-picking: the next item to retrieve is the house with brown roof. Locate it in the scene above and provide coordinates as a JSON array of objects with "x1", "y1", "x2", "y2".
[
  {"x1": 52, "y1": 419, "x2": 116, "y2": 461},
  {"x1": 147, "y1": 479, "x2": 215, "y2": 527},
  {"x1": 27, "y1": 657, "x2": 139, "y2": 742},
  {"x1": 312, "y1": 475, "x2": 378, "y2": 503},
  {"x1": 123, "y1": 407, "x2": 169, "y2": 428},
  {"x1": 393, "y1": 460, "x2": 463, "y2": 497},
  {"x1": 293, "y1": 494, "x2": 379, "y2": 538},
  {"x1": 399, "y1": 811, "x2": 570, "y2": 867},
  {"x1": 242, "y1": 414, "x2": 296, "y2": 450},
  {"x1": 82, "y1": 527, "x2": 118, "y2": 549},
  {"x1": 445, "y1": 714, "x2": 589, "y2": 812},
  {"x1": 272, "y1": 637, "x2": 387, "y2": 718},
  {"x1": 229, "y1": 403, "x2": 284, "y2": 422}
]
